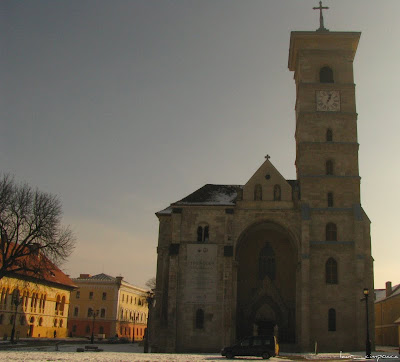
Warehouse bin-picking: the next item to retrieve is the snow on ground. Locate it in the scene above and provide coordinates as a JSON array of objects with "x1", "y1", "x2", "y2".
[{"x1": 0, "y1": 344, "x2": 397, "y2": 361}]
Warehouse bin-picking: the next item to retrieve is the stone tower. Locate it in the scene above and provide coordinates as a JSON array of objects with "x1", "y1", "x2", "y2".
[
  {"x1": 288, "y1": 30, "x2": 374, "y2": 351},
  {"x1": 151, "y1": 23, "x2": 374, "y2": 354}
]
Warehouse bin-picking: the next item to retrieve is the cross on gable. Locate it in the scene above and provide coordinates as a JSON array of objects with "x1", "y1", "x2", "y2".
[
  {"x1": 265, "y1": 154, "x2": 270, "y2": 161},
  {"x1": 313, "y1": 1, "x2": 329, "y2": 32}
]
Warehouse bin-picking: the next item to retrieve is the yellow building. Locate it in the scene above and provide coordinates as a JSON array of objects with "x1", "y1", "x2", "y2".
[
  {"x1": 0, "y1": 264, "x2": 76, "y2": 339},
  {"x1": 375, "y1": 281, "x2": 400, "y2": 346},
  {"x1": 68, "y1": 273, "x2": 149, "y2": 341}
]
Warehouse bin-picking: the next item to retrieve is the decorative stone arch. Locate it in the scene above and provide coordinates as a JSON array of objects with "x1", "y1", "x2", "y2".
[
  {"x1": 249, "y1": 294, "x2": 286, "y2": 330},
  {"x1": 235, "y1": 219, "x2": 299, "y2": 343},
  {"x1": 235, "y1": 219, "x2": 300, "y2": 258}
]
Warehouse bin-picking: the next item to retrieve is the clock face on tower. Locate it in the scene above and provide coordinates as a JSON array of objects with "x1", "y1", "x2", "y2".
[{"x1": 316, "y1": 90, "x2": 340, "y2": 112}]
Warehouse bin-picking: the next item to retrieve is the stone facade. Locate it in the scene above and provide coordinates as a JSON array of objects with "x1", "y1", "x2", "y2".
[{"x1": 151, "y1": 30, "x2": 374, "y2": 353}]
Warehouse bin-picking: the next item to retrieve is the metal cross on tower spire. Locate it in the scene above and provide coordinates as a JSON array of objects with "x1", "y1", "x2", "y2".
[{"x1": 313, "y1": 1, "x2": 329, "y2": 32}]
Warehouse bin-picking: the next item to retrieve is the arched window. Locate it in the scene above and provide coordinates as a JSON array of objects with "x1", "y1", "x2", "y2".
[
  {"x1": 55, "y1": 295, "x2": 60, "y2": 313},
  {"x1": 59, "y1": 319, "x2": 63, "y2": 328},
  {"x1": 53, "y1": 318, "x2": 58, "y2": 327},
  {"x1": 326, "y1": 129, "x2": 333, "y2": 142},
  {"x1": 328, "y1": 308, "x2": 336, "y2": 331},
  {"x1": 204, "y1": 226, "x2": 209, "y2": 241},
  {"x1": 197, "y1": 225, "x2": 209, "y2": 242},
  {"x1": 258, "y1": 242, "x2": 276, "y2": 280},
  {"x1": 254, "y1": 184, "x2": 262, "y2": 201},
  {"x1": 326, "y1": 223, "x2": 337, "y2": 241},
  {"x1": 320, "y1": 66, "x2": 334, "y2": 83},
  {"x1": 197, "y1": 226, "x2": 203, "y2": 242},
  {"x1": 327, "y1": 192, "x2": 334, "y2": 207},
  {"x1": 326, "y1": 160, "x2": 334, "y2": 175},
  {"x1": 195, "y1": 309, "x2": 204, "y2": 329},
  {"x1": 326, "y1": 258, "x2": 338, "y2": 284},
  {"x1": 273, "y1": 185, "x2": 281, "y2": 201},
  {"x1": 39, "y1": 317, "x2": 43, "y2": 326},
  {"x1": 60, "y1": 296, "x2": 66, "y2": 315}
]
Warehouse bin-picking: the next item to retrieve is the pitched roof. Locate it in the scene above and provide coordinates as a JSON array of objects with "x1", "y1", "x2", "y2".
[
  {"x1": 6, "y1": 253, "x2": 76, "y2": 289},
  {"x1": 157, "y1": 180, "x2": 299, "y2": 213},
  {"x1": 87, "y1": 273, "x2": 116, "y2": 281},
  {"x1": 172, "y1": 184, "x2": 242, "y2": 206},
  {"x1": 374, "y1": 284, "x2": 400, "y2": 303}
]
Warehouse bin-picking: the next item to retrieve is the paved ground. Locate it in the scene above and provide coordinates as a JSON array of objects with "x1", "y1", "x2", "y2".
[{"x1": 0, "y1": 341, "x2": 397, "y2": 361}]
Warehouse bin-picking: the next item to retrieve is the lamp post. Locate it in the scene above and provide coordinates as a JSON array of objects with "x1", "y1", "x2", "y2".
[
  {"x1": 90, "y1": 309, "x2": 99, "y2": 344},
  {"x1": 143, "y1": 290, "x2": 154, "y2": 353},
  {"x1": 363, "y1": 288, "x2": 372, "y2": 359},
  {"x1": 10, "y1": 291, "x2": 23, "y2": 343}
]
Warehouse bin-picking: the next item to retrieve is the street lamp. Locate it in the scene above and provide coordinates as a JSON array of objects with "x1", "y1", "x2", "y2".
[
  {"x1": 143, "y1": 290, "x2": 154, "y2": 353},
  {"x1": 10, "y1": 291, "x2": 23, "y2": 343},
  {"x1": 363, "y1": 288, "x2": 372, "y2": 359},
  {"x1": 90, "y1": 309, "x2": 99, "y2": 344}
]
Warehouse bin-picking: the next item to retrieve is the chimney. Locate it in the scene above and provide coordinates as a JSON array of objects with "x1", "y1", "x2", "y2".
[
  {"x1": 386, "y1": 281, "x2": 392, "y2": 297},
  {"x1": 116, "y1": 276, "x2": 123, "y2": 285},
  {"x1": 79, "y1": 274, "x2": 91, "y2": 279}
]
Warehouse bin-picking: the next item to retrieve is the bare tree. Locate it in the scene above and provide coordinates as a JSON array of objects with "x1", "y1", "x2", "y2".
[
  {"x1": 145, "y1": 277, "x2": 156, "y2": 291},
  {"x1": 0, "y1": 174, "x2": 75, "y2": 280}
]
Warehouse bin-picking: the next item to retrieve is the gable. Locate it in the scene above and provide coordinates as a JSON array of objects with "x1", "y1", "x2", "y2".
[{"x1": 243, "y1": 158, "x2": 292, "y2": 202}]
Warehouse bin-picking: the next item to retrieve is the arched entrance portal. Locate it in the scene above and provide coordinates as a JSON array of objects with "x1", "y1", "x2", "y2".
[{"x1": 236, "y1": 221, "x2": 297, "y2": 344}]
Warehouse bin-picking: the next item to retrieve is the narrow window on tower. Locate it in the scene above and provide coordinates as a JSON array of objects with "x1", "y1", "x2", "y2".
[
  {"x1": 326, "y1": 160, "x2": 334, "y2": 175},
  {"x1": 254, "y1": 184, "x2": 262, "y2": 201},
  {"x1": 327, "y1": 192, "x2": 334, "y2": 207},
  {"x1": 320, "y1": 66, "x2": 334, "y2": 83},
  {"x1": 328, "y1": 308, "x2": 336, "y2": 331},
  {"x1": 195, "y1": 309, "x2": 204, "y2": 329},
  {"x1": 326, "y1": 223, "x2": 337, "y2": 241},
  {"x1": 326, "y1": 257, "x2": 338, "y2": 284},
  {"x1": 326, "y1": 129, "x2": 333, "y2": 142}
]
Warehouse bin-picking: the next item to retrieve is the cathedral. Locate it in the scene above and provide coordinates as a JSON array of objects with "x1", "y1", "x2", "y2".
[{"x1": 151, "y1": 11, "x2": 374, "y2": 353}]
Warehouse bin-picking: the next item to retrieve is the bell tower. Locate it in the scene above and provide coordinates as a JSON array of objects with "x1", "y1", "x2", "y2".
[
  {"x1": 289, "y1": 30, "x2": 361, "y2": 207},
  {"x1": 288, "y1": 8, "x2": 374, "y2": 352}
]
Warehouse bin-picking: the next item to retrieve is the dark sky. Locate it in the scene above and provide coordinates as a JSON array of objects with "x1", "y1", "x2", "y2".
[{"x1": 2, "y1": 0, "x2": 399, "y2": 288}]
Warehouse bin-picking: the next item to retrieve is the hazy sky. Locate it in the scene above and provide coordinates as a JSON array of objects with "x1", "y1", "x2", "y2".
[{"x1": 2, "y1": 1, "x2": 399, "y2": 289}]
